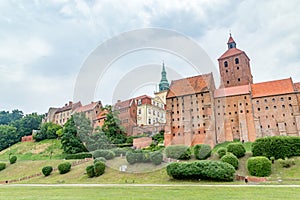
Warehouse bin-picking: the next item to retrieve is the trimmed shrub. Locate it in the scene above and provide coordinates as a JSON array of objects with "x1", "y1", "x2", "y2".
[
  {"x1": 126, "y1": 152, "x2": 136, "y2": 164},
  {"x1": 221, "y1": 153, "x2": 239, "y2": 169},
  {"x1": 112, "y1": 148, "x2": 128, "y2": 157},
  {"x1": 86, "y1": 165, "x2": 95, "y2": 178},
  {"x1": 247, "y1": 156, "x2": 271, "y2": 177},
  {"x1": 65, "y1": 152, "x2": 92, "y2": 160},
  {"x1": 194, "y1": 144, "x2": 211, "y2": 160},
  {"x1": 252, "y1": 136, "x2": 300, "y2": 159},
  {"x1": 9, "y1": 156, "x2": 17, "y2": 164},
  {"x1": 167, "y1": 160, "x2": 235, "y2": 182},
  {"x1": 94, "y1": 157, "x2": 106, "y2": 164},
  {"x1": 94, "y1": 161, "x2": 105, "y2": 176},
  {"x1": 278, "y1": 158, "x2": 295, "y2": 168},
  {"x1": 0, "y1": 163, "x2": 6, "y2": 171},
  {"x1": 125, "y1": 150, "x2": 150, "y2": 164},
  {"x1": 227, "y1": 143, "x2": 246, "y2": 158},
  {"x1": 217, "y1": 147, "x2": 227, "y2": 158},
  {"x1": 58, "y1": 162, "x2": 71, "y2": 174},
  {"x1": 150, "y1": 151, "x2": 163, "y2": 165},
  {"x1": 42, "y1": 166, "x2": 53, "y2": 177},
  {"x1": 93, "y1": 150, "x2": 115, "y2": 160},
  {"x1": 165, "y1": 145, "x2": 191, "y2": 160}
]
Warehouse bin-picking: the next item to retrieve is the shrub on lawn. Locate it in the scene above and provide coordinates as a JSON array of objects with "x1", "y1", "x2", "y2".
[
  {"x1": 94, "y1": 161, "x2": 105, "y2": 176},
  {"x1": 167, "y1": 160, "x2": 235, "y2": 182},
  {"x1": 247, "y1": 156, "x2": 271, "y2": 177},
  {"x1": 227, "y1": 143, "x2": 245, "y2": 158},
  {"x1": 0, "y1": 163, "x2": 6, "y2": 171},
  {"x1": 221, "y1": 153, "x2": 239, "y2": 169},
  {"x1": 125, "y1": 150, "x2": 151, "y2": 164},
  {"x1": 217, "y1": 147, "x2": 227, "y2": 158},
  {"x1": 165, "y1": 145, "x2": 191, "y2": 160},
  {"x1": 93, "y1": 150, "x2": 115, "y2": 160},
  {"x1": 65, "y1": 152, "x2": 92, "y2": 160},
  {"x1": 86, "y1": 165, "x2": 95, "y2": 178},
  {"x1": 94, "y1": 157, "x2": 106, "y2": 164},
  {"x1": 112, "y1": 148, "x2": 128, "y2": 157},
  {"x1": 194, "y1": 144, "x2": 211, "y2": 160},
  {"x1": 42, "y1": 166, "x2": 53, "y2": 177},
  {"x1": 252, "y1": 136, "x2": 300, "y2": 159},
  {"x1": 58, "y1": 162, "x2": 71, "y2": 174},
  {"x1": 278, "y1": 158, "x2": 295, "y2": 168},
  {"x1": 150, "y1": 151, "x2": 163, "y2": 165},
  {"x1": 9, "y1": 156, "x2": 17, "y2": 164}
]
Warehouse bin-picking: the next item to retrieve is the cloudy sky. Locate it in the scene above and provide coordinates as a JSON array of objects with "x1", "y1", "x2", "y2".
[{"x1": 1, "y1": 0, "x2": 300, "y2": 114}]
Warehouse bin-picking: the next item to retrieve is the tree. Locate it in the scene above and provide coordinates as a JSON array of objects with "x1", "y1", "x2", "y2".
[
  {"x1": 11, "y1": 113, "x2": 43, "y2": 138},
  {"x1": 61, "y1": 116, "x2": 87, "y2": 154},
  {"x1": 0, "y1": 125, "x2": 18, "y2": 151},
  {"x1": 34, "y1": 122, "x2": 62, "y2": 142},
  {"x1": 101, "y1": 105, "x2": 126, "y2": 144},
  {"x1": 0, "y1": 110, "x2": 23, "y2": 125}
]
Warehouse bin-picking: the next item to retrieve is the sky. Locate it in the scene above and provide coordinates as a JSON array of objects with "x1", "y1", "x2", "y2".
[{"x1": 1, "y1": 0, "x2": 300, "y2": 114}]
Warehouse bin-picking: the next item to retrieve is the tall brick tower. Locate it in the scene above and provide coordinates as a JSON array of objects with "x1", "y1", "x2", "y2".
[{"x1": 218, "y1": 34, "x2": 253, "y2": 88}]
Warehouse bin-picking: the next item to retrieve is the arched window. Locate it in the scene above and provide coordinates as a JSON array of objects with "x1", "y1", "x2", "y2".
[
  {"x1": 224, "y1": 61, "x2": 228, "y2": 67},
  {"x1": 235, "y1": 58, "x2": 239, "y2": 64}
]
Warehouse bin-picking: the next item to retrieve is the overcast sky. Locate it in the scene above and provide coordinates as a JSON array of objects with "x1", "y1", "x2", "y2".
[{"x1": 1, "y1": 0, "x2": 300, "y2": 114}]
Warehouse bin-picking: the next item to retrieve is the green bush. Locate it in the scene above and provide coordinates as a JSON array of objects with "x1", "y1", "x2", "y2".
[
  {"x1": 94, "y1": 161, "x2": 106, "y2": 176},
  {"x1": 65, "y1": 152, "x2": 93, "y2": 160},
  {"x1": 227, "y1": 143, "x2": 245, "y2": 158},
  {"x1": 125, "y1": 150, "x2": 151, "y2": 164},
  {"x1": 278, "y1": 158, "x2": 295, "y2": 168},
  {"x1": 94, "y1": 157, "x2": 106, "y2": 164},
  {"x1": 93, "y1": 150, "x2": 115, "y2": 160},
  {"x1": 194, "y1": 144, "x2": 211, "y2": 160},
  {"x1": 150, "y1": 151, "x2": 163, "y2": 165},
  {"x1": 252, "y1": 136, "x2": 300, "y2": 159},
  {"x1": 167, "y1": 160, "x2": 235, "y2": 182},
  {"x1": 221, "y1": 153, "x2": 239, "y2": 169},
  {"x1": 9, "y1": 156, "x2": 17, "y2": 164},
  {"x1": 58, "y1": 162, "x2": 71, "y2": 174},
  {"x1": 42, "y1": 166, "x2": 53, "y2": 176},
  {"x1": 165, "y1": 145, "x2": 191, "y2": 160},
  {"x1": 0, "y1": 163, "x2": 6, "y2": 171},
  {"x1": 86, "y1": 165, "x2": 95, "y2": 178},
  {"x1": 217, "y1": 147, "x2": 227, "y2": 158},
  {"x1": 126, "y1": 152, "x2": 136, "y2": 164},
  {"x1": 247, "y1": 156, "x2": 271, "y2": 177},
  {"x1": 112, "y1": 148, "x2": 128, "y2": 157}
]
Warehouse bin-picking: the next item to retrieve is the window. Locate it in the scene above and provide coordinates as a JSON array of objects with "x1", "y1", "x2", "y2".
[
  {"x1": 282, "y1": 105, "x2": 285, "y2": 108},
  {"x1": 227, "y1": 81, "x2": 230, "y2": 84},
  {"x1": 148, "y1": 119, "x2": 151, "y2": 124},
  {"x1": 235, "y1": 58, "x2": 239, "y2": 64},
  {"x1": 274, "y1": 106, "x2": 277, "y2": 109},
  {"x1": 281, "y1": 97, "x2": 284, "y2": 101},
  {"x1": 265, "y1": 107, "x2": 269, "y2": 110},
  {"x1": 138, "y1": 99, "x2": 142, "y2": 105},
  {"x1": 224, "y1": 61, "x2": 228, "y2": 67},
  {"x1": 138, "y1": 109, "x2": 141, "y2": 114},
  {"x1": 238, "y1": 78, "x2": 241, "y2": 82},
  {"x1": 226, "y1": 70, "x2": 228, "y2": 73},
  {"x1": 258, "y1": 108, "x2": 261, "y2": 111},
  {"x1": 272, "y1": 98, "x2": 275, "y2": 102},
  {"x1": 237, "y1": 66, "x2": 240, "y2": 70},
  {"x1": 256, "y1": 100, "x2": 259, "y2": 104},
  {"x1": 288, "y1": 97, "x2": 292, "y2": 100}
]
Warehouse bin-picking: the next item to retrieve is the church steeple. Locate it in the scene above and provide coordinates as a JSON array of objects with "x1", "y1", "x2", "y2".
[
  {"x1": 227, "y1": 33, "x2": 236, "y2": 49},
  {"x1": 159, "y1": 62, "x2": 169, "y2": 92}
]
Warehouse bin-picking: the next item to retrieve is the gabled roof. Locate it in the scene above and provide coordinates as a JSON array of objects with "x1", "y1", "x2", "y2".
[
  {"x1": 55, "y1": 101, "x2": 81, "y2": 113},
  {"x1": 95, "y1": 110, "x2": 108, "y2": 120},
  {"x1": 227, "y1": 36, "x2": 235, "y2": 44},
  {"x1": 218, "y1": 48, "x2": 245, "y2": 60},
  {"x1": 114, "y1": 98, "x2": 135, "y2": 109},
  {"x1": 167, "y1": 73, "x2": 213, "y2": 98},
  {"x1": 251, "y1": 78, "x2": 295, "y2": 98},
  {"x1": 134, "y1": 95, "x2": 152, "y2": 100},
  {"x1": 214, "y1": 85, "x2": 250, "y2": 98},
  {"x1": 294, "y1": 82, "x2": 300, "y2": 92},
  {"x1": 75, "y1": 101, "x2": 102, "y2": 113}
]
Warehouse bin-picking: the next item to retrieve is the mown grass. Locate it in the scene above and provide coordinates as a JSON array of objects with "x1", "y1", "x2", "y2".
[{"x1": 0, "y1": 186, "x2": 300, "y2": 200}]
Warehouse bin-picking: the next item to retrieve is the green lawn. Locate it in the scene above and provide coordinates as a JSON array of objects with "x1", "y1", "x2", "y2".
[{"x1": 0, "y1": 186, "x2": 300, "y2": 200}]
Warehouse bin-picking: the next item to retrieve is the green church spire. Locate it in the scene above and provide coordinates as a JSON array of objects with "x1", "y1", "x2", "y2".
[{"x1": 159, "y1": 62, "x2": 170, "y2": 92}]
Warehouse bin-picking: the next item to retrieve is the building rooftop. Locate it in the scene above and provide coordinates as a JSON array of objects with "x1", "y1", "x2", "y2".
[
  {"x1": 114, "y1": 98, "x2": 135, "y2": 109},
  {"x1": 218, "y1": 48, "x2": 245, "y2": 60},
  {"x1": 55, "y1": 101, "x2": 81, "y2": 113},
  {"x1": 294, "y1": 82, "x2": 300, "y2": 92},
  {"x1": 214, "y1": 84, "x2": 250, "y2": 98},
  {"x1": 75, "y1": 101, "x2": 101, "y2": 113}
]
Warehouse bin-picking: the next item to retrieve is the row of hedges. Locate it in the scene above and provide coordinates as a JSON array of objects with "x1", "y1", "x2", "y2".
[
  {"x1": 165, "y1": 145, "x2": 191, "y2": 160},
  {"x1": 42, "y1": 162, "x2": 72, "y2": 176},
  {"x1": 252, "y1": 136, "x2": 300, "y2": 159},
  {"x1": 126, "y1": 150, "x2": 163, "y2": 165},
  {"x1": 93, "y1": 150, "x2": 115, "y2": 160},
  {"x1": 65, "y1": 152, "x2": 93, "y2": 160},
  {"x1": 167, "y1": 160, "x2": 235, "y2": 182},
  {"x1": 86, "y1": 161, "x2": 106, "y2": 178}
]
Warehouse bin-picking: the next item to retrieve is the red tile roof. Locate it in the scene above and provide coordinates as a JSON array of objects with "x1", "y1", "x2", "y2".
[
  {"x1": 251, "y1": 78, "x2": 295, "y2": 98},
  {"x1": 56, "y1": 101, "x2": 81, "y2": 113},
  {"x1": 214, "y1": 85, "x2": 250, "y2": 98},
  {"x1": 227, "y1": 36, "x2": 235, "y2": 44},
  {"x1": 167, "y1": 73, "x2": 213, "y2": 98},
  {"x1": 114, "y1": 98, "x2": 135, "y2": 109},
  {"x1": 75, "y1": 101, "x2": 101, "y2": 113},
  {"x1": 218, "y1": 48, "x2": 245, "y2": 60},
  {"x1": 294, "y1": 82, "x2": 300, "y2": 92},
  {"x1": 95, "y1": 110, "x2": 108, "y2": 120}
]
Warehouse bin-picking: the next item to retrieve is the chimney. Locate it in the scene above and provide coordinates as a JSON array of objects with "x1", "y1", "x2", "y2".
[
  {"x1": 117, "y1": 100, "x2": 121, "y2": 103},
  {"x1": 65, "y1": 103, "x2": 67, "y2": 106},
  {"x1": 69, "y1": 101, "x2": 73, "y2": 106}
]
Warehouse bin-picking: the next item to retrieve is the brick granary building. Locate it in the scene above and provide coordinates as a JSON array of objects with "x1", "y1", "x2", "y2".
[{"x1": 164, "y1": 35, "x2": 300, "y2": 147}]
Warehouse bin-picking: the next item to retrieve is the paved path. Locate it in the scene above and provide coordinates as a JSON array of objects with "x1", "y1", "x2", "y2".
[{"x1": 1, "y1": 184, "x2": 300, "y2": 187}]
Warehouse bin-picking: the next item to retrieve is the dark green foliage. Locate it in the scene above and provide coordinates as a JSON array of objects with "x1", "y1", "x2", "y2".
[
  {"x1": 150, "y1": 151, "x2": 163, "y2": 165},
  {"x1": 125, "y1": 150, "x2": 151, "y2": 164},
  {"x1": 221, "y1": 153, "x2": 239, "y2": 169},
  {"x1": 278, "y1": 158, "x2": 295, "y2": 168},
  {"x1": 65, "y1": 152, "x2": 93, "y2": 160},
  {"x1": 34, "y1": 122, "x2": 62, "y2": 142},
  {"x1": 86, "y1": 165, "x2": 95, "y2": 178},
  {"x1": 58, "y1": 162, "x2": 71, "y2": 174},
  {"x1": 9, "y1": 156, "x2": 17, "y2": 164},
  {"x1": 0, "y1": 163, "x2": 6, "y2": 171},
  {"x1": 226, "y1": 143, "x2": 246, "y2": 158},
  {"x1": 194, "y1": 144, "x2": 211, "y2": 160},
  {"x1": 94, "y1": 161, "x2": 105, "y2": 176},
  {"x1": 94, "y1": 157, "x2": 106, "y2": 164},
  {"x1": 165, "y1": 145, "x2": 191, "y2": 160},
  {"x1": 0, "y1": 110, "x2": 23, "y2": 125},
  {"x1": 0, "y1": 125, "x2": 17, "y2": 151},
  {"x1": 152, "y1": 130, "x2": 164, "y2": 144},
  {"x1": 166, "y1": 160, "x2": 235, "y2": 182},
  {"x1": 126, "y1": 152, "x2": 136, "y2": 164},
  {"x1": 93, "y1": 150, "x2": 115, "y2": 160},
  {"x1": 42, "y1": 166, "x2": 53, "y2": 176},
  {"x1": 217, "y1": 147, "x2": 227, "y2": 158},
  {"x1": 252, "y1": 136, "x2": 300, "y2": 159},
  {"x1": 247, "y1": 156, "x2": 271, "y2": 177},
  {"x1": 112, "y1": 148, "x2": 128, "y2": 157}
]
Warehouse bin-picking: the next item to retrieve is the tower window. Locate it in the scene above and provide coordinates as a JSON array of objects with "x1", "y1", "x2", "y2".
[
  {"x1": 235, "y1": 58, "x2": 239, "y2": 64},
  {"x1": 226, "y1": 70, "x2": 228, "y2": 73},
  {"x1": 224, "y1": 61, "x2": 228, "y2": 67},
  {"x1": 237, "y1": 66, "x2": 240, "y2": 70},
  {"x1": 238, "y1": 78, "x2": 240, "y2": 82},
  {"x1": 227, "y1": 81, "x2": 230, "y2": 84}
]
